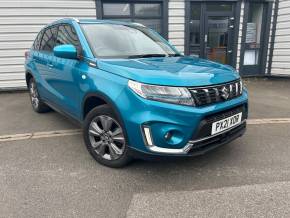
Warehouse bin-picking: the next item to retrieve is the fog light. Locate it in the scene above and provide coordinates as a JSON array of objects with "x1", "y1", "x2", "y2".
[
  {"x1": 163, "y1": 129, "x2": 184, "y2": 145},
  {"x1": 143, "y1": 126, "x2": 153, "y2": 146},
  {"x1": 164, "y1": 132, "x2": 172, "y2": 140}
]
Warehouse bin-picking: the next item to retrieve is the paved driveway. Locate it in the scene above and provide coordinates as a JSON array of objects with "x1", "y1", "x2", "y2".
[{"x1": 0, "y1": 78, "x2": 290, "y2": 218}]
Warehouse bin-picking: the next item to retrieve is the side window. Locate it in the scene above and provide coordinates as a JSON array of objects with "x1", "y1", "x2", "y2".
[
  {"x1": 32, "y1": 30, "x2": 44, "y2": 50},
  {"x1": 55, "y1": 24, "x2": 82, "y2": 53},
  {"x1": 39, "y1": 26, "x2": 58, "y2": 52}
]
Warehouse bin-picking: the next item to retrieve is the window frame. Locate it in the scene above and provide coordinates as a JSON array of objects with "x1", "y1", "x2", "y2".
[{"x1": 96, "y1": 0, "x2": 168, "y2": 39}]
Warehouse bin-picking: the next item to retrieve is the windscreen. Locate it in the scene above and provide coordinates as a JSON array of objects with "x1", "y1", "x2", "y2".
[{"x1": 81, "y1": 23, "x2": 179, "y2": 58}]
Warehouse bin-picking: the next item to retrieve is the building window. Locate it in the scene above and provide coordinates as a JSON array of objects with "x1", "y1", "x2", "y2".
[
  {"x1": 134, "y1": 3, "x2": 161, "y2": 16},
  {"x1": 103, "y1": 3, "x2": 130, "y2": 16},
  {"x1": 206, "y1": 3, "x2": 233, "y2": 12},
  {"x1": 101, "y1": 1, "x2": 164, "y2": 36}
]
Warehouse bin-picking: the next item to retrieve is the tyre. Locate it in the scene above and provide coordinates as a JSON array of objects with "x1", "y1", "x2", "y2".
[
  {"x1": 28, "y1": 77, "x2": 51, "y2": 113},
  {"x1": 83, "y1": 105, "x2": 132, "y2": 168}
]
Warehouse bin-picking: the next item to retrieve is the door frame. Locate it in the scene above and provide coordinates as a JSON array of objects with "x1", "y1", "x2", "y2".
[
  {"x1": 239, "y1": 0, "x2": 273, "y2": 76},
  {"x1": 185, "y1": 0, "x2": 241, "y2": 68}
]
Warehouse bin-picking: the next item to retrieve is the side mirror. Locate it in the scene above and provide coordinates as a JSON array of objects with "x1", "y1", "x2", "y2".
[{"x1": 53, "y1": 44, "x2": 78, "y2": 59}]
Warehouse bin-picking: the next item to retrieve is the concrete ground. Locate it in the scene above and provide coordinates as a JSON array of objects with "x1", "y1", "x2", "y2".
[{"x1": 0, "y1": 78, "x2": 290, "y2": 218}]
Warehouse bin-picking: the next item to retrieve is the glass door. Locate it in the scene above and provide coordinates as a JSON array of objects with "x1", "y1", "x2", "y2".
[
  {"x1": 188, "y1": 2, "x2": 236, "y2": 66},
  {"x1": 188, "y1": 3, "x2": 202, "y2": 57},
  {"x1": 205, "y1": 16, "x2": 233, "y2": 64}
]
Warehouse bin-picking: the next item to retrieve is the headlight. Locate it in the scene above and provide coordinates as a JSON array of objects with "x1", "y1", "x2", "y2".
[{"x1": 128, "y1": 80, "x2": 194, "y2": 106}]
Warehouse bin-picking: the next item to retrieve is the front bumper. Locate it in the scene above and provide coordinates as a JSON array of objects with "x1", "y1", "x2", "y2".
[
  {"x1": 143, "y1": 119, "x2": 246, "y2": 155},
  {"x1": 116, "y1": 87, "x2": 248, "y2": 156}
]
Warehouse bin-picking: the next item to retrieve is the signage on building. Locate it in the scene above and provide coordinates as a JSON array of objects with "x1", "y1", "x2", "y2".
[{"x1": 246, "y1": 23, "x2": 256, "y2": 43}]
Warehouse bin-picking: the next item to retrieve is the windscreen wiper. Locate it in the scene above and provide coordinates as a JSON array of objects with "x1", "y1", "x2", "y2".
[
  {"x1": 128, "y1": 54, "x2": 167, "y2": 59},
  {"x1": 168, "y1": 54, "x2": 182, "y2": 57}
]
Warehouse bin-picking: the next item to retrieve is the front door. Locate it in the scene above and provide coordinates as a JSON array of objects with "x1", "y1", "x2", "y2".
[
  {"x1": 187, "y1": 2, "x2": 236, "y2": 66},
  {"x1": 50, "y1": 24, "x2": 83, "y2": 120}
]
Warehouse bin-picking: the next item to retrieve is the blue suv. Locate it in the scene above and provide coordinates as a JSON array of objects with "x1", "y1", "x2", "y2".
[{"x1": 25, "y1": 18, "x2": 248, "y2": 167}]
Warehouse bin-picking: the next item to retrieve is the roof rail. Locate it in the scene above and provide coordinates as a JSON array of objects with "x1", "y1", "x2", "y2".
[
  {"x1": 71, "y1": 17, "x2": 80, "y2": 23},
  {"x1": 56, "y1": 17, "x2": 80, "y2": 23},
  {"x1": 131, "y1": 22, "x2": 145, "y2": 27}
]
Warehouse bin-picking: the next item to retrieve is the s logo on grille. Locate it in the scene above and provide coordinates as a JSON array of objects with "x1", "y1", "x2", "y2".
[{"x1": 221, "y1": 86, "x2": 229, "y2": 100}]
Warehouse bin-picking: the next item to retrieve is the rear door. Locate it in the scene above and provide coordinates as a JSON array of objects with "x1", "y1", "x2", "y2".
[
  {"x1": 30, "y1": 29, "x2": 44, "y2": 90},
  {"x1": 37, "y1": 26, "x2": 58, "y2": 102}
]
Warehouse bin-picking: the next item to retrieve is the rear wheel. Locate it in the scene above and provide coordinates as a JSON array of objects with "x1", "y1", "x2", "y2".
[
  {"x1": 83, "y1": 105, "x2": 132, "y2": 168},
  {"x1": 28, "y1": 77, "x2": 51, "y2": 113}
]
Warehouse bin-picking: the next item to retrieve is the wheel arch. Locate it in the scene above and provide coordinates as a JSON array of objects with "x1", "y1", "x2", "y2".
[
  {"x1": 82, "y1": 92, "x2": 124, "y2": 125},
  {"x1": 25, "y1": 70, "x2": 33, "y2": 87},
  {"x1": 82, "y1": 92, "x2": 130, "y2": 144}
]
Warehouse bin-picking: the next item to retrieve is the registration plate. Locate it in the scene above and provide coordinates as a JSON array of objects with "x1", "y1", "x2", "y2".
[{"x1": 211, "y1": 112, "x2": 242, "y2": 135}]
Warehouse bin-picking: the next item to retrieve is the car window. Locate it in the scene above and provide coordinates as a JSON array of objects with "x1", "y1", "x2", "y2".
[
  {"x1": 55, "y1": 24, "x2": 82, "y2": 53},
  {"x1": 39, "y1": 26, "x2": 58, "y2": 52},
  {"x1": 32, "y1": 30, "x2": 44, "y2": 50}
]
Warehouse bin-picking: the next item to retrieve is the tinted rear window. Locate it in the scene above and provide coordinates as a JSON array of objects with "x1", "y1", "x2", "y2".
[
  {"x1": 32, "y1": 30, "x2": 44, "y2": 50},
  {"x1": 39, "y1": 26, "x2": 58, "y2": 52}
]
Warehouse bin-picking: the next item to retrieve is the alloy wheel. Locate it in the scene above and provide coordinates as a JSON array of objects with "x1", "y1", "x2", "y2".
[
  {"x1": 29, "y1": 80, "x2": 39, "y2": 109},
  {"x1": 88, "y1": 115, "x2": 126, "y2": 160}
]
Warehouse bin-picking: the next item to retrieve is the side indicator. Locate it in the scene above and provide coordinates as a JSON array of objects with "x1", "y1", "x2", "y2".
[
  {"x1": 143, "y1": 126, "x2": 153, "y2": 146},
  {"x1": 88, "y1": 62, "x2": 97, "y2": 67}
]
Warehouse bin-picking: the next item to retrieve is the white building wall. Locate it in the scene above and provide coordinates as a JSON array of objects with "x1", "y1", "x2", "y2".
[
  {"x1": 271, "y1": 0, "x2": 290, "y2": 75},
  {"x1": 168, "y1": 0, "x2": 185, "y2": 53},
  {"x1": 236, "y1": 1, "x2": 245, "y2": 71},
  {"x1": 265, "y1": 0, "x2": 276, "y2": 74},
  {"x1": 0, "y1": 0, "x2": 287, "y2": 90},
  {"x1": 0, "y1": 0, "x2": 96, "y2": 89}
]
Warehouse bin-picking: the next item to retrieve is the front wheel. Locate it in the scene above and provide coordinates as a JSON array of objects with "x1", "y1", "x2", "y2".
[{"x1": 83, "y1": 105, "x2": 132, "y2": 168}]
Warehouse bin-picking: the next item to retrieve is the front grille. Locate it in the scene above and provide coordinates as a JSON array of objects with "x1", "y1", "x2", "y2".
[{"x1": 188, "y1": 80, "x2": 242, "y2": 107}]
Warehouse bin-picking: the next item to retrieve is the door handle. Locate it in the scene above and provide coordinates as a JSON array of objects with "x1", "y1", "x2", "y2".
[
  {"x1": 47, "y1": 63, "x2": 54, "y2": 68},
  {"x1": 228, "y1": 50, "x2": 233, "y2": 54}
]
